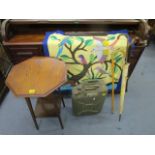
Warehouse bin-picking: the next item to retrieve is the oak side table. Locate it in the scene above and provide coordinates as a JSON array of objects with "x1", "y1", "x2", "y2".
[{"x1": 6, "y1": 56, "x2": 67, "y2": 130}]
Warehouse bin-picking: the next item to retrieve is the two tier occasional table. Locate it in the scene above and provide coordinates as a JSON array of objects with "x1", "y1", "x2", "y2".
[{"x1": 6, "y1": 57, "x2": 67, "y2": 129}]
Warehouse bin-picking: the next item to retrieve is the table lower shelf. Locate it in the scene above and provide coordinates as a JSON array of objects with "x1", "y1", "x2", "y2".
[{"x1": 34, "y1": 94, "x2": 61, "y2": 117}]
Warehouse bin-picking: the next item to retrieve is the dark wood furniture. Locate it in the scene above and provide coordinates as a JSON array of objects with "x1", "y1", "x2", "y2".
[
  {"x1": 0, "y1": 71, "x2": 9, "y2": 104},
  {"x1": 5, "y1": 57, "x2": 67, "y2": 129},
  {"x1": 0, "y1": 22, "x2": 12, "y2": 104},
  {"x1": 1, "y1": 19, "x2": 149, "y2": 79}
]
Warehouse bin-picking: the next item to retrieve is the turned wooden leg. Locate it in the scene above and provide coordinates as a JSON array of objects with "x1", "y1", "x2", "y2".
[
  {"x1": 25, "y1": 97, "x2": 39, "y2": 130},
  {"x1": 58, "y1": 115, "x2": 64, "y2": 129}
]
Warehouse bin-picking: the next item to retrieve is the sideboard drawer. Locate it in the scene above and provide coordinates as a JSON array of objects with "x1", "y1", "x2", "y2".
[
  {"x1": 6, "y1": 45, "x2": 42, "y2": 56},
  {"x1": 5, "y1": 45, "x2": 44, "y2": 64}
]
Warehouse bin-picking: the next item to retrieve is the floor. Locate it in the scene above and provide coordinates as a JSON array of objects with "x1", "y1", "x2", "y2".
[{"x1": 0, "y1": 43, "x2": 155, "y2": 135}]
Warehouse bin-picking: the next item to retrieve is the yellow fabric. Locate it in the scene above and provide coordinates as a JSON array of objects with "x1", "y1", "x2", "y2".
[{"x1": 47, "y1": 33, "x2": 128, "y2": 85}]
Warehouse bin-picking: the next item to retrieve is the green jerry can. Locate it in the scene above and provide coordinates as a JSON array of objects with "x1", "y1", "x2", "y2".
[{"x1": 72, "y1": 79, "x2": 107, "y2": 116}]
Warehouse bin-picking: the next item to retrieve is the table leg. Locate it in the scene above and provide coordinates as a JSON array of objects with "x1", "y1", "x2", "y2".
[
  {"x1": 25, "y1": 97, "x2": 39, "y2": 130},
  {"x1": 58, "y1": 115, "x2": 64, "y2": 129},
  {"x1": 61, "y1": 97, "x2": 65, "y2": 108},
  {"x1": 58, "y1": 88, "x2": 65, "y2": 108}
]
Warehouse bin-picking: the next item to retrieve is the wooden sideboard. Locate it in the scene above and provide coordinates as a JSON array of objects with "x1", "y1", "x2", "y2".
[
  {"x1": 1, "y1": 19, "x2": 149, "y2": 78},
  {"x1": 0, "y1": 20, "x2": 12, "y2": 104}
]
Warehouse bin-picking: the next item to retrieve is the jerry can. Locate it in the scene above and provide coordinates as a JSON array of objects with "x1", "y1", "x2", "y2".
[{"x1": 72, "y1": 79, "x2": 107, "y2": 116}]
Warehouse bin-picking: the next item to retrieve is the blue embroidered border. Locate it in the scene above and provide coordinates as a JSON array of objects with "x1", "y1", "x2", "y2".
[{"x1": 43, "y1": 30, "x2": 64, "y2": 56}]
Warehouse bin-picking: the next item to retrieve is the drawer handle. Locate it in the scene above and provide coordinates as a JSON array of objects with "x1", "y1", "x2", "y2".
[{"x1": 16, "y1": 52, "x2": 33, "y2": 55}]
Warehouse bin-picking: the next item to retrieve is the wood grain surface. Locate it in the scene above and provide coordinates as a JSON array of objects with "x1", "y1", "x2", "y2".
[{"x1": 6, "y1": 56, "x2": 67, "y2": 97}]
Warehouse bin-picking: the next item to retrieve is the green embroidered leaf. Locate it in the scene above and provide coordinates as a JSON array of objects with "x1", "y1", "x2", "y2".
[
  {"x1": 77, "y1": 37, "x2": 84, "y2": 42},
  {"x1": 108, "y1": 36, "x2": 115, "y2": 41},
  {"x1": 67, "y1": 74, "x2": 72, "y2": 79},
  {"x1": 60, "y1": 54, "x2": 72, "y2": 61},
  {"x1": 66, "y1": 39, "x2": 73, "y2": 46},
  {"x1": 115, "y1": 55, "x2": 122, "y2": 62},
  {"x1": 93, "y1": 55, "x2": 97, "y2": 62},
  {"x1": 114, "y1": 66, "x2": 119, "y2": 73},
  {"x1": 89, "y1": 54, "x2": 97, "y2": 63},
  {"x1": 116, "y1": 57, "x2": 122, "y2": 63},
  {"x1": 50, "y1": 36, "x2": 58, "y2": 40},
  {"x1": 89, "y1": 54, "x2": 94, "y2": 63},
  {"x1": 85, "y1": 39, "x2": 93, "y2": 46}
]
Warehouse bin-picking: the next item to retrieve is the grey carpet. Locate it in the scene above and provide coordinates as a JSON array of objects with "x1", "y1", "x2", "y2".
[{"x1": 0, "y1": 44, "x2": 155, "y2": 135}]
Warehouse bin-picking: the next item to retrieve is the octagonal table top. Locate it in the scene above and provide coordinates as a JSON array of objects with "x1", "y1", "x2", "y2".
[{"x1": 6, "y1": 56, "x2": 67, "y2": 97}]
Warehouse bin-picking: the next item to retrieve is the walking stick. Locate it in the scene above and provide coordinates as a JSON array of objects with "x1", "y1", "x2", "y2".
[{"x1": 119, "y1": 63, "x2": 130, "y2": 121}]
